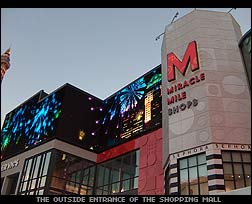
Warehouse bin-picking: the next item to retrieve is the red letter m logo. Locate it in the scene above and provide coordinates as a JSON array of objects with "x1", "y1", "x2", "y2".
[{"x1": 167, "y1": 41, "x2": 199, "y2": 82}]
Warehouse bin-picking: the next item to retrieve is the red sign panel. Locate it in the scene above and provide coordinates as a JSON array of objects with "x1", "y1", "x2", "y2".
[{"x1": 167, "y1": 41, "x2": 199, "y2": 82}]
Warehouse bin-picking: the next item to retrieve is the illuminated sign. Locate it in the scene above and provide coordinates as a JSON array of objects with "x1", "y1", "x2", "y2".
[
  {"x1": 167, "y1": 41, "x2": 199, "y2": 82},
  {"x1": 166, "y1": 41, "x2": 205, "y2": 116},
  {"x1": 1, "y1": 159, "x2": 19, "y2": 172}
]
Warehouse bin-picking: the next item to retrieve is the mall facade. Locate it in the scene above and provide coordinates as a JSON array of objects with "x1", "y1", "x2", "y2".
[{"x1": 1, "y1": 10, "x2": 251, "y2": 195}]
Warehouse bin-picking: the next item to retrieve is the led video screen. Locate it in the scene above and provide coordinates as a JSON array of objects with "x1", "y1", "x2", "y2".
[
  {"x1": 99, "y1": 65, "x2": 162, "y2": 149},
  {"x1": 55, "y1": 85, "x2": 104, "y2": 152},
  {"x1": 1, "y1": 89, "x2": 64, "y2": 159}
]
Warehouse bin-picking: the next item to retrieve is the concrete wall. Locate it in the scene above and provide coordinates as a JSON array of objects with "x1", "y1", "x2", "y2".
[{"x1": 162, "y1": 10, "x2": 251, "y2": 167}]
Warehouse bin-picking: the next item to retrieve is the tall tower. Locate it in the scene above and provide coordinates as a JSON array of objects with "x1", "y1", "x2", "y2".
[{"x1": 1, "y1": 48, "x2": 11, "y2": 83}]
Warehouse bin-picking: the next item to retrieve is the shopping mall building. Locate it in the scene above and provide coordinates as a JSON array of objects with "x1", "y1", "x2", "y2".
[{"x1": 1, "y1": 9, "x2": 251, "y2": 195}]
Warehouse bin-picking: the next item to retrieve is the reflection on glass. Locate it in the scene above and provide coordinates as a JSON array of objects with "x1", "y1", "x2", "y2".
[
  {"x1": 112, "y1": 169, "x2": 119, "y2": 183},
  {"x1": 198, "y1": 154, "x2": 206, "y2": 165},
  {"x1": 19, "y1": 151, "x2": 51, "y2": 195},
  {"x1": 95, "y1": 150, "x2": 139, "y2": 195},
  {"x1": 189, "y1": 167, "x2": 198, "y2": 180},
  {"x1": 40, "y1": 176, "x2": 46, "y2": 187},
  {"x1": 112, "y1": 182, "x2": 119, "y2": 193},
  {"x1": 180, "y1": 159, "x2": 187, "y2": 169},
  {"x1": 200, "y1": 182, "x2": 208, "y2": 195},
  {"x1": 22, "y1": 181, "x2": 27, "y2": 192},
  {"x1": 43, "y1": 152, "x2": 51, "y2": 176},
  {"x1": 80, "y1": 185, "x2": 88, "y2": 195},
  {"x1": 198, "y1": 165, "x2": 207, "y2": 177},
  {"x1": 38, "y1": 189, "x2": 44, "y2": 195},
  {"x1": 82, "y1": 169, "x2": 89, "y2": 186},
  {"x1": 97, "y1": 166, "x2": 105, "y2": 186},
  {"x1": 49, "y1": 150, "x2": 95, "y2": 195},
  {"x1": 179, "y1": 154, "x2": 208, "y2": 195},
  {"x1": 189, "y1": 167, "x2": 198, "y2": 195},
  {"x1": 223, "y1": 151, "x2": 251, "y2": 191},
  {"x1": 222, "y1": 151, "x2": 232, "y2": 162},
  {"x1": 31, "y1": 179, "x2": 36, "y2": 189},
  {"x1": 122, "y1": 179, "x2": 130, "y2": 191},
  {"x1": 242, "y1": 152, "x2": 251, "y2": 163},
  {"x1": 188, "y1": 157, "x2": 197, "y2": 167},
  {"x1": 232, "y1": 152, "x2": 241, "y2": 162},
  {"x1": 89, "y1": 167, "x2": 95, "y2": 187},
  {"x1": 190, "y1": 183, "x2": 199, "y2": 195},
  {"x1": 33, "y1": 156, "x2": 41, "y2": 179},
  {"x1": 223, "y1": 163, "x2": 233, "y2": 175},
  {"x1": 224, "y1": 175, "x2": 235, "y2": 192},
  {"x1": 104, "y1": 168, "x2": 110, "y2": 185},
  {"x1": 25, "y1": 159, "x2": 32, "y2": 181},
  {"x1": 244, "y1": 164, "x2": 251, "y2": 186},
  {"x1": 133, "y1": 177, "x2": 138, "y2": 189},
  {"x1": 180, "y1": 168, "x2": 189, "y2": 195},
  {"x1": 180, "y1": 169, "x2": 188, "y2": 182}
]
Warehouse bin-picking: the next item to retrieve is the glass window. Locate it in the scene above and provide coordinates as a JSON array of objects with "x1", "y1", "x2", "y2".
[
  {"x1": 244, "y1": 164, "x2": 251, "y2": 187},
  {"x1": 112, "y1": 169, "x2": 119, "y2": 183},
  {"x1": 180, "y1": 169, "x2": 189, "y2": 195},
  {"x1": 198, "y1": 165, "x2": 207, "y2": 178},
  {"x1": 222, "y1": 151, "x2": 251, "y2": 192},
  {"x1": 189, "y1": 167, "x2": 198, "y2": 195},
  {"x1": 33, "y1": 155, "x2": 41, "y2": 179},
  {"x1": 48, "y1": 149, "x2": 95, "y2": 195},
  {"x1": 179, "y1": 159, "x2": 188, "y2": 169},
  {"x1": 179, "y1": 153, "x2": 208, "y2": 195},
  {"x1": 223, "y1": 163, "x2": 233, "y2": 175},
  {"x1": 222, "y1": 151, "x2": 232, "y2": 162},
  {"x1": 232, "y1": 152, "x2": 241, "y2": 162},
  {"x1": 97, "y1": 166, "x2": 105, "y2": 186},
  {"x1": 133, "y1": 177, "x2": 138, "y2": 189},
  {"x1": 188, "y1": 157, "x2": 197, "y2": 167},
  {"x1": 88, "y1": 166, "x2": 95, "y2": 187},
  {"x1": 18, "y1": 151, "x2": 51, "y2": 195},
  {"x1": 104, "y1": 168, "x2": 110, "y2": 185},
  {"x1": 189, "y1": 167, "x2": 198, "y2": 180},
  {"x1": 242, "y1": 152, "x2": 251, "y2": 163},
  {"x1": 42, "y1": 152, "x2": 51, "y2": 176},
  {"x1": 24, "y1": 159, "x2": 32, "y2": 181},
  {"x1": 95, "y1": 150, "x2": 139, "y2": 195},
  {"x1": 198, "y1": 154, "x2": 207, "y2": 165},
  {"x1": 111, "y1": 182, "x2": 119, "y2": 193}
]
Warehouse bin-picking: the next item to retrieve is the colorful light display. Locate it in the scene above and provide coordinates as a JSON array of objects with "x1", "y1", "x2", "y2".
[
  {"x1": 1, "y1": 66, "x2": 162, "y2": 157},
  {"x1": 100, "y1": 65, "x2": 162, "y2": 148},
  {"x1": 1, "y1": 90, "x2": 63, "y2": 159}
]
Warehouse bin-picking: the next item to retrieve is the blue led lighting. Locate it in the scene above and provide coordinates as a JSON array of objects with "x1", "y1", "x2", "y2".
[{"x1": 1, "y1": 92, "x2": 63, "y2": 155}]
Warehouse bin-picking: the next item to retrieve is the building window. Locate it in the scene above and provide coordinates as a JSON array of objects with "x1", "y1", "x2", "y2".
[
  {"x1": 95, "y1": 150, "x2": 139, "y2": 195},
  {"x1": 49, "y1": 150, "x2": 95, "y2": 195},
  {"x1": 179, "y1": 153, "x2": 208, "y2": 195},
  {"x1": 18, "y1": 151, "x2": 51, "y2": 195},
  {"x1": 222, "y1": 151, "x2": 251, "y2": 192},
  {"x1": 1, "y1": 177, "x2": 4, "y2": 191},
  {"x1": 6, "y1": 173, "x2": 19, "y2": 194}
]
